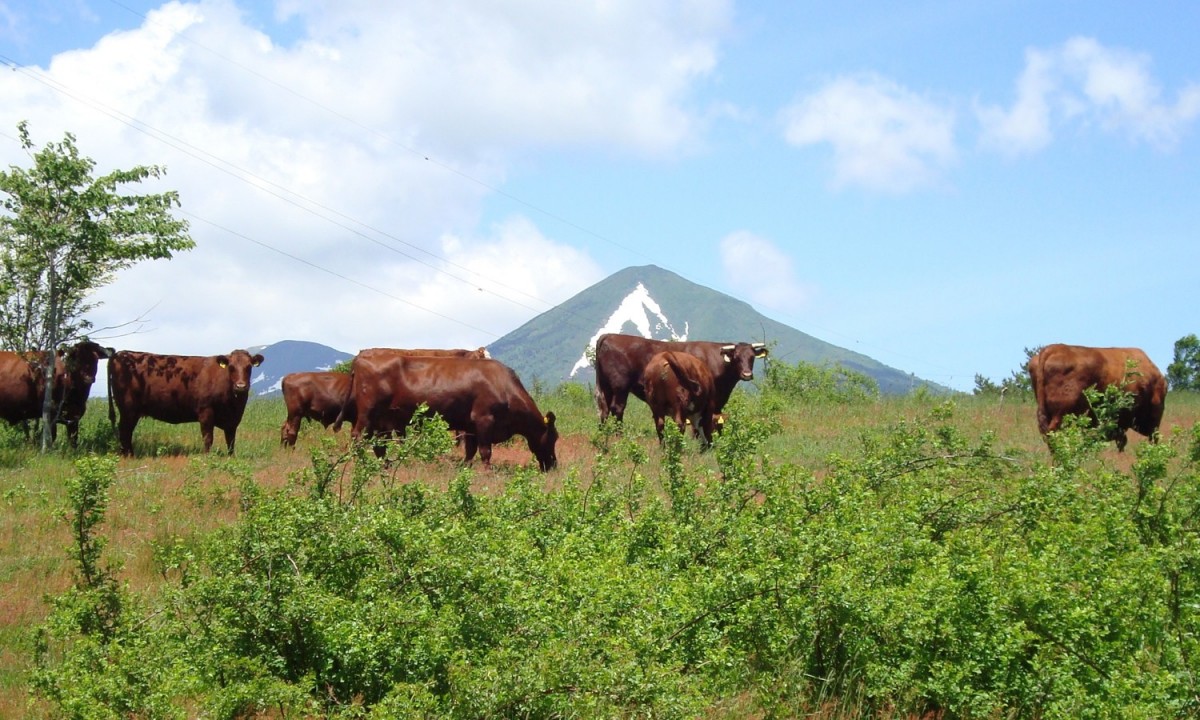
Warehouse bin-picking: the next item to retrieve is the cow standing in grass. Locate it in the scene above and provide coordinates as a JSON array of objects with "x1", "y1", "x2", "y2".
[
  {"x1": 642, "y1": 350, "x2": 717, "y2": 446},
  {"x1": 1027, "y1": 343, "x2": 1166, "y2": 451},
  {"x1": 346, "y1": 352, "x2": 557, "y2": 471},
  {"x1": 0, "y1": 340, "x2": 113, "y2": 447},
  {"x1": 279, "y1": 371, "x2": 353, "y2": 448},
  {"x1": 593, "y1": 333, "x2": 767, "y2": 424},
  {"x1": 107, "y1": 349, "x2": 264, "y2": 456}
]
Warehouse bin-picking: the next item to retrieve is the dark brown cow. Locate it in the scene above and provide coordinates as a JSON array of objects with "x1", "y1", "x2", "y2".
[
  {"x1": 0, "y1": 340, "x2": 113, "y2": 446},
  {"x1": 336, "y1": 347, "x2": 492, "y2": 438},
  {"x1": 642, "y1": 350, "x2": 717, "y2": 445},
  {"x1": 347, "y1": 354, "x2": 557, "y2": 471},
  {"x1": 1027, "y1": 343, "x2": 1166, "y2": 451},
  {"x1": 279, "y1": 371, "x2": 353, "y2": 448},
  {"x1": 593, "y1": 333, "x2": 768, "y2": 423},
  {"x1": 107, "y1": 349, "x2": 265, "y2": 456}
]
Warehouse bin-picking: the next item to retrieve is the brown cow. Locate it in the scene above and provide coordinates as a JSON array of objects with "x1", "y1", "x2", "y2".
[
  {"x1": 1027, "y1": 343, "x2": 1166, "y2": 451},
  {"x1": 0, "y1": 340, "x2": 113, "y2": 447},
  {"x1": 347, "y1": 354, "x2": 557, "y2": 471},
  {"x1": 593, "y1": 333, "x2": 768, "y2": 423},
  {"x1": 107, "y1": 349, "x2": 265, "y2": 456},
  {"x1": 279, "y1": 371, "x2": 353, "y2": 448},
  {"x1": 335, "y1": 347, "x2": 492, "y2": 438},
  {"x1": 642, "y1": 350, "x2": 717, "y2": 445}
]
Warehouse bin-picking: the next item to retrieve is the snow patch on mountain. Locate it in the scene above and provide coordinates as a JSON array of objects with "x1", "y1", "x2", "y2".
[{"x1": 569, "y1": 282, "x2": 688, "y2": 377}]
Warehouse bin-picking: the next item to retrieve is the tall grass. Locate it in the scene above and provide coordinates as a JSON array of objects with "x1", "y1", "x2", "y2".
[{"x1": 2, "y1": 388, "x2": 1198, "y2": 717}]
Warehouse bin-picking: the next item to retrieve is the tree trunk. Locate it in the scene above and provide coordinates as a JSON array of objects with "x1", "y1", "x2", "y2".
[{"x1": 40, "y1": 351, "x2": 55, "y2": 452}]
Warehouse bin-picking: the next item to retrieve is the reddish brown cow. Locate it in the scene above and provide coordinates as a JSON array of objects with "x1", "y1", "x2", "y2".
[
  {"x1": 593, "y1": 333, "x2": 768, "y2": 423},
  {"x1": 1027, "y1": 343, "x2": 1166, "y2": 451},
  {"x1": 279, "y1": 371, "x2": 353, "y2": 448},
  {"x1": 107, "y1": 349, "x2": 265, "y2": 456},
  {"x1": 336, "y1": 347, "x2": 492, "y2": 438},
  {"x1": 347, "y1": 354, "x2": 557, "y2": 471},
  {"x1": 0, "y1": 340, "x2": 113, "y2": 446},
  {"x1": 642, "y1": 350, "x2": 717, "y2": 445}
]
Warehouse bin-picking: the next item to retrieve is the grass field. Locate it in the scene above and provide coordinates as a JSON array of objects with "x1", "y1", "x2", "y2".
[{"x1": 2, "y1": 386, "x2": 1198, "y2": 718}]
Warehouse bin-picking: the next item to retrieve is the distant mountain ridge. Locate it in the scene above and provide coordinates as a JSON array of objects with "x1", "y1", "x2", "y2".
[
  {"x1": 250, "y1": 340, "x2": 352, "y2": 397},
  {"x1": 488, "y1": 265, "x2": 938, "y2": 395}
]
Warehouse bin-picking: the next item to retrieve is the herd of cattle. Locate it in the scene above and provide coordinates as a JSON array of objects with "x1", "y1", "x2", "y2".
[{"x1": 0, "y1": 335, "x2": 1171, "y2": 469}]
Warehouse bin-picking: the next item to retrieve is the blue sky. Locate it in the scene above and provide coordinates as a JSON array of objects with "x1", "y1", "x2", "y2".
[{"x1": 1, "y1": 1, "x2": 1197, "y2": 391}]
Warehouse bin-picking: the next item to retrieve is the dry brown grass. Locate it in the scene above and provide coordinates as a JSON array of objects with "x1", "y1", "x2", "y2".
[{"x1": 2, "y1": 390, "x2": 1197, "y2": 718}]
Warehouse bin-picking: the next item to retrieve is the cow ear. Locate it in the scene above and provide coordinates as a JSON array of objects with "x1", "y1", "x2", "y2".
[
  {"x1": 753, "y1": 343, "x2": 768, "y2": 358},
  {"x1": 252, "y1": 354, "x2": 265, "y2": 367},
  {"x1": 217, "y1": 355, "x2": 230, "y2": 369},
  {"x1": 544, "y1": 411, "x2": 556, "y2": 428}
]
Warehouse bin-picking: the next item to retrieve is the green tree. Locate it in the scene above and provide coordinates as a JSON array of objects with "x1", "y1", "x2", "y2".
[
  {"x1": 1167, "y1": 333, "x2": 1200, "y2": 391},
  {"x1": 0, "y1": 121, "x2": 194, "y2": 450},
  {"x1": 973, "y1": 346, "x2": 1039, "y2": 398}
]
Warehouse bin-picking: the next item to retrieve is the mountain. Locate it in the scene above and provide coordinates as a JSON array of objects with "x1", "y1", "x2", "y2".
[
  {"x1": 487, "y1": 265, "x2": 938, "y2": 395},
  {"x1": 250, "y1": 340, "x2": 353, "y2": 397}
]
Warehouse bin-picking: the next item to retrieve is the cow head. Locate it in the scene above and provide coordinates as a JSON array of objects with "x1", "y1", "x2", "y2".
[
  {"x1": 533, "y1": 411, "x2": 558, "y2": 471},
  {"x1": 55, "y1": 341, "x2": 115, "y2": 394},
  {"x1": 721, "y1": 342, "x2": 769, "y2": 381},
  {"x1": 217, "y1": 350, "x2": 265, "y2": 396}
]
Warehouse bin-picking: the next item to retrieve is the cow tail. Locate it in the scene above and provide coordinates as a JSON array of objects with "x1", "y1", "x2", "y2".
[
  {"x1": 663, "y1": 353, "x2": 704, "y2": 396},
  {"x1": 107, "y1": 356, "x2": 116, "y2": 427},
  {"x1": 1028, "y1": 351, "x2": 1048, "y2": 433},
  {"x1": 333, "y1": 369, "x2": 353, "y2": 432}
]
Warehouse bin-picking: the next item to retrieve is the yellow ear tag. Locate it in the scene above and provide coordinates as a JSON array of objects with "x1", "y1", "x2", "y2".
[
  {"x1": 218, "y1": 361, "x2": 228, "y2": 368},
  {"x1": 543, "y1": 415, "x2": 549, "y2": 425}
]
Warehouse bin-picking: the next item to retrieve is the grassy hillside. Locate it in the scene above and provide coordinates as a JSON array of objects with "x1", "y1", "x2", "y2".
[{"x1": 3, "y1": 387, "x2": 1199, "y2": 718}]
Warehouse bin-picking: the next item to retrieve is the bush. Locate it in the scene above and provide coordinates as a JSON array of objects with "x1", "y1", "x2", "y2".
[{"x1": 31, "y1": 400, "x2": 1200, "y2": 718}]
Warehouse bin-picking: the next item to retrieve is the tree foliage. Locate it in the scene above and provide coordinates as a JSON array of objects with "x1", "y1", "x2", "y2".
[
  {"x1": 0, "y1": 121, "x2": 193, "y2": 449},
  {"x1": 974, "y1": 346, "x2": 1040, "y2": 398},
  {"x1": 1167, "y1": 333, "x2": 1200, "y2": 391}
]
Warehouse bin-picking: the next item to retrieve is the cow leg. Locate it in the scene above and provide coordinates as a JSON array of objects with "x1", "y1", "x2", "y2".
[
  {"x1": 117, "y1": 415, "x2": 139, "y2": 456},
  {"x1": 462, "y1": 434, "x2": 478, "y2": 463},
  {"x1": 64, "y1": 420, "x2": 80, "y2": 449},
  {"x1": 197, "y1": 410, "x2": 216, "y2": 453},
  {"x1": 1115, "y1": 429, "x2": 1128, "y2": 453},
  {"x1": 652, "y1": 414, "x2": 666, "y2": 443},
  {"x1": 223, "y1": 426, "x2": 238, "y2": 455},
  {"x1": 611, "y1": 392, "x2": 629, "y2": 423},
  {"x1": 281, "y1": 414, "x2": 300, "y2": 448}
]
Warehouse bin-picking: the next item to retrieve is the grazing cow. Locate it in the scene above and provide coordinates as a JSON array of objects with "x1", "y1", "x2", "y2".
[
  {"x1": 279, "y1": 371, "x2": 353, "y2": 448},
  {"x1": 107, "y1": 349, "x2": 265, "y2": 456},
  {"x1": 642, "y1": 350, "x2": 717, "y2": 445},
  {"x1": 0, "y1": 340, "x2": 113, "y2": 446},
  {"x1": 347, "y1": 354, "x2": 557, "y2": 471},
  {"x1": 593, "y1": 333, "x2": 768, "y2": 423},
  {"x1": 1027, "y1": 343, "x2": 1166, "y2": 451},
  {"x1": 336, "y1": 347, "x2": 492, "y2": 438}
]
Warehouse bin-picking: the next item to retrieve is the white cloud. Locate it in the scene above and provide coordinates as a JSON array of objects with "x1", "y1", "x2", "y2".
[
  {"x1": 780, "y1": 74, "x2": 957, "y2": 193},
  {"x1": 978, "y1": 36, "x2": 1200, "y2": 154},
  {"x1": 719, "y1": 231, "x2": 812, "y2": 311},
  {"x1": 0, "y1": 0, "x2": 724, "y2": 357}
]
